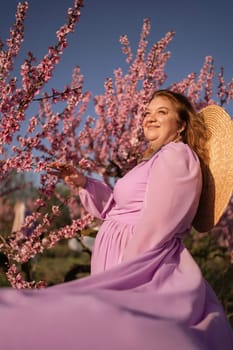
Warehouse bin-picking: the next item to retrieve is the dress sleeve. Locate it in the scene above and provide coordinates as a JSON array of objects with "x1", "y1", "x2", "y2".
[
  {"x1": 122, "y1": 143, "x2": 202, "y2": 262},
  {"x1": 79, "y1": 177, "x2": 113, "y2": 219}
]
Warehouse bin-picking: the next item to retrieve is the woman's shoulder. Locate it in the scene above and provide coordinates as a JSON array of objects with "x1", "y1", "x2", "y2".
[
  {"x1": 160, "y1": 141, "x2": 199, "y2": 162},
  {"x1": 152, "y1": 141, "x2": 201, "y2": 175},
  {"x1": 162, "y1": 141, "x2": 190, "y2": 152}
]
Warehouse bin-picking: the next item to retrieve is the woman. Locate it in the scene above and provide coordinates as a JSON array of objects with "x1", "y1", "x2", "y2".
[
  {"x1": 0, "y1": 90, "x2": 232, "y2": 349},
  {"x1": 51, "y1": 89, "x2": 208, "y2": 275}
]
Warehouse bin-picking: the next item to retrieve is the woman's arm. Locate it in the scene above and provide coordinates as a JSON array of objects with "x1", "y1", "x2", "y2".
[
  {"x1": 122, "y1": 143, "x2": 202, "y2": 262},
  {"x1": 79, "y1": 177, "x2": 113, "y2": 219},
  {"x1": 47, "y1": 162, "x2": 113, "y2": 219}
]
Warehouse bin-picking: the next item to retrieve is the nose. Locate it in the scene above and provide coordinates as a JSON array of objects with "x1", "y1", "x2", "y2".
[
  {"x1": 144, "y1": 113, "x2": 160, "y2": 125},
  {"x1": 144, "y1": 113, "x2": 156, "y2": 121}
]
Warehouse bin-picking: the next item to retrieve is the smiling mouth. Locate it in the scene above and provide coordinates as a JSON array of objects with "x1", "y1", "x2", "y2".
[{"x1": 146, "y1": 124, "x2": 160, "y2": 129}]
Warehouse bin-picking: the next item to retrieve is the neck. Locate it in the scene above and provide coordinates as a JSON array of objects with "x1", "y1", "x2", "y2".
[{"x1": 141, "y1": 144, "x2": 163, "y2": 161}]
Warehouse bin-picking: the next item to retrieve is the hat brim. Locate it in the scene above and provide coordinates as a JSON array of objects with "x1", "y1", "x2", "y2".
[{"x1": 192, "y1": 105, "x2": 233, "y2": 232}]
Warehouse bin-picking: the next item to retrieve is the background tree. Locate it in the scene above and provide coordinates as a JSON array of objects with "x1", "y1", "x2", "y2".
[{"x1": 0, "y1": 1, "x2": 232, "y2": 297}]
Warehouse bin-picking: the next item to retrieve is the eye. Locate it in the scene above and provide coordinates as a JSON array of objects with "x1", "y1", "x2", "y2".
[
  {"x1": 158, "y1": 109, "x2": 166, "y2": 115},
  {"x1": 143, "y1": 111, "x2": 150, "y2": 118}
]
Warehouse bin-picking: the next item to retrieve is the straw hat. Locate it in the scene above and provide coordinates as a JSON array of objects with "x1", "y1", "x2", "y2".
[{"x1": 192, "y1": 104, "x2": 233, "y2": 232}]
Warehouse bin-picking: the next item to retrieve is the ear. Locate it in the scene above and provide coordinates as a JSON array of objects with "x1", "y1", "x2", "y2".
[{"x1": 178, "y1": 121, "x2": 186, "y2": 134}]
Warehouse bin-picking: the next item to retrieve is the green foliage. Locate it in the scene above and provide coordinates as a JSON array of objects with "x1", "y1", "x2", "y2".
[
  {"x1": 0, "y1": 252, "x2": 10, "y2": 287},
  {"x1": 185, "y1": 230, "x2": 233, "y2": 327},
  {"x1": 30, "y1": 241, "x2": 91, "y2": 286},
  {"x1": 0, "y1": 240, "x2": 91, "y2": 288}
]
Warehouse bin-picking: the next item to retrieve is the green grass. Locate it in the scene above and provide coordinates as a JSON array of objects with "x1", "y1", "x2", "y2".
[{"x1": 30, "y1": 242, "x2": 91, "y2": 286}]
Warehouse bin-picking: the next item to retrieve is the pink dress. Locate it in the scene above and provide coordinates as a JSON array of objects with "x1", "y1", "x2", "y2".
[
  {"x1": 0, "y1": 142, "x2": 232, "y2": 350},
  {"x1": 80, "y1": 141, "x2": 202, "y2": 274}
]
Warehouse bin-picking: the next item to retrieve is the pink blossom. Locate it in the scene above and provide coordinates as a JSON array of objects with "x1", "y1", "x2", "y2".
[{"x1": 1, "y1": 7, "x2": 233, "y2": 290}]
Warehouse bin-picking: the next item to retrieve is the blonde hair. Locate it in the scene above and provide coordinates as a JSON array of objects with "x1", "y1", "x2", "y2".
[{"x1": 147, "y1": 89, "x2": 210, "y2": 168}]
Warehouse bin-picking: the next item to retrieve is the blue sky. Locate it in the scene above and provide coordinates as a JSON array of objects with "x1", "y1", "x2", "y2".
[{"x1": 1, "y1": 0, "x2": 233, "y2": 113}]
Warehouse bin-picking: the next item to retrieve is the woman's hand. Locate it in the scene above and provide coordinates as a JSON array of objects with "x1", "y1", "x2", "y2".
[{"x1": 47, "y1": 162, "x2": 87, "y2": 188}]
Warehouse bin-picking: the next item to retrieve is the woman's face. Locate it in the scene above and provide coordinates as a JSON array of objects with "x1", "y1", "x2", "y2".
[{"x1": 143, "y1": 96, "x2": 182, "y2": 149}]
